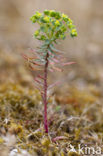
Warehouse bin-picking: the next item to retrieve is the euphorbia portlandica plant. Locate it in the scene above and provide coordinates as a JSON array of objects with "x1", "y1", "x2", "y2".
[{"x1": 23, "y1": 10, "x2": 77, "y2": 133}]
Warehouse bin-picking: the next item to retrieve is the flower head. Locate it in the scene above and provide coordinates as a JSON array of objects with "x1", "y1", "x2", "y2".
[
  {"x1": 30, "y1": 10, "x2": 77, "y2": 41},
  {"x1": 34, "y1": 30, "x2": 39, "y2": 37},
  {"x1": 35, "y1": 11, "x2": 42, "y2": 17},
  {"x1": 50, "y1": 10, "x2": 56, "y2": 17},
  {"x1": 70, "y1": 29, "x2": 77, "y2": 37},
  {"x1": 43, "y1": 16, "x2": 50, "y2": 23},
  {"x1": 62, "y1": 13, "x2": 68, "y2": 18},
  {"x1": 62, "y1": 13, "x2": 68, "y2": 22},
  {"x1": 55, "y1": 20, "x2": 60, "y2": 26},
  {"x1": 44, "y1": 10, "x2": 50, "y2": 15}
]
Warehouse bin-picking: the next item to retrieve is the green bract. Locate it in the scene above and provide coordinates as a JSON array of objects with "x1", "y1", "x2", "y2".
[{"x1": 30, "y1": 10, "x2": 77, "y2": 43}]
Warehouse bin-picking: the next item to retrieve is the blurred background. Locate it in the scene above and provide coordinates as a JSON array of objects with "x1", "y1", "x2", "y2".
[{"x1": 0, "y1": 0, "x2": 103, "y2": 92}]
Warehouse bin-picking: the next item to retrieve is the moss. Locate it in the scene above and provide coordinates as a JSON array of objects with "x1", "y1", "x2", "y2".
[
  {"x1": 68, "y1": 152, "x2": 80, "y2": 156},
  {"x1": 0, "y1": 83, "x2": 103, "y2": 155},
  {"x1": 41, "y1": 137, "x2": 51, "y2": 147}
]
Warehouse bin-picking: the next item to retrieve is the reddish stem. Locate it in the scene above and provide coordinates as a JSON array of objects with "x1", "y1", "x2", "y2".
[{"x1": 43, "y1": 52, "x2": 49, "y2": 133}]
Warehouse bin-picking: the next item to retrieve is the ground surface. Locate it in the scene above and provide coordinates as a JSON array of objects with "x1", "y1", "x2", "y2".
[{"x1": 0, "y1": 0, "x2": 103, "y2": 155}]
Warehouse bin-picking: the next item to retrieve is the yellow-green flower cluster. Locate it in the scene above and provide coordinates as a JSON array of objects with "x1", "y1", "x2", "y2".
[
  {"x1": 43, "y1": 16, "x2": 50, "y2": 23},
  {"x1": 70, "y1": 29, "x2": 77, "y2": 37},
  {"x1": 34, "y1": 30, "x2": 39, "y2": 37},
  {"x1": 55, "y1": 20, "x2": 60, "y2": 26},
  {"x1": 30, "y1": 10, "x2": 77, "y2": 41}
]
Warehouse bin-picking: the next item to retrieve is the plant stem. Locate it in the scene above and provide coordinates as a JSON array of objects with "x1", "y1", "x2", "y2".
[{"x1": 43, "y1": 52, "x2": 49, "y2": 133}]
